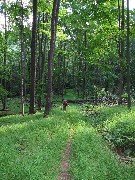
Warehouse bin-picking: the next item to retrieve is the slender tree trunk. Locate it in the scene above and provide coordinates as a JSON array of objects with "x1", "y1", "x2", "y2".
[
  {"x1": 29, "y1": 0, "x2": 37, "y2": 114},
  {"x1": 83, "y1": 31, "x2": 87, "y2": 99},
  {"x1": 20, "y1": 0, "x2": 25, "y2": 115},
  {"x1": 37, "y1": 13, "x2": 49, "y2": 109},
  {"x1": 41, "y1": 13, "x2": 49, "y2": 81},
  {"x1": 2, "y1": 0, "x2": 7, "y2": 110},
  {"x1": 57, "y1": 42, "x2": 62, "y2": 95},
  {"x1": 118, "y1": 0, "x2": 124, "y2": 105},
  {"x1": 62, "y1": 42, "x2": 66, "y2": 99},
  {"x1": 44, "y1": 0, "x2": 60, "y2": 116},
  {"x1": 77, "y1": 46, "x2": 82, "y2": 97},
  {"x1": 82, "y1": 62, "x2": 86, "y2": 99},
  {"x1": 37, "y1": 13, "x2": 42, "y2": 110},
  {"x1": 126, "y1": 0, "x2": 131, "y2": 109},
  {"x1": 42, "y1": 33, "x2": 48, "y2": 92}
]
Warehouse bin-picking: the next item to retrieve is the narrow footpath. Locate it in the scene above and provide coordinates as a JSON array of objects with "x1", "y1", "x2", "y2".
[
  {"x1": 58, "y1": 128, "x2": 74, "y2": 180},
  {"x1": 56, "y1": 106, "x2": 135, "y2": 180}
]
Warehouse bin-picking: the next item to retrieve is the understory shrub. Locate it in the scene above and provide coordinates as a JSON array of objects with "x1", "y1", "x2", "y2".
[
  {"x1": 81, "y1": 104, "x2": 135, "y2": 157},
  {"x1": 104, "y1": 111, "x2": 135, "y2": 157}
]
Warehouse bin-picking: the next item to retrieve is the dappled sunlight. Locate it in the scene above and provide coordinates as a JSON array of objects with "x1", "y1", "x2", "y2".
[
  {"x1": 0, "y1": 113, "x2": 43, "y2": 127},
  {"x1": 0, "y1": 121, "x2": 29, "y2": 134}
]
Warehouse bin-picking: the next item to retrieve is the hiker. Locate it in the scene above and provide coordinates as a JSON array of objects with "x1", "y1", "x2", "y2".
[{"x1": 62, "y1": 99, "x2": 69, "y2": 112}]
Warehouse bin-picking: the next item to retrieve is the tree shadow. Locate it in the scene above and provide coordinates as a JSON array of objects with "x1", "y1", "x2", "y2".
[{"x1": 0, "y1": 112, "x2": 43, "y2": 127}]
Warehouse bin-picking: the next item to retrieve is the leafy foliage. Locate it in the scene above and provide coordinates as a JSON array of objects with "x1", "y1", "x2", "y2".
[
  {"x1": 104, "y1": 111, "x2": 135, "y2": 157},
  {"x1": 0, "y1": 85, "x2": 8, "y2": 99},
  {"x1": 81, "y1": 104, "x2": 135, "y2": 158}
]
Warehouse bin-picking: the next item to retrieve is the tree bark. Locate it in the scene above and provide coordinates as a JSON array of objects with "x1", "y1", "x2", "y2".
[
  {"x1": 2, "y1": 0, "x2": 7, "y2": 110},
  {"x1": 37, "y1": 13, "x2": 42, "y2": 110},
  {"x1": 29, "y1": 0, "x2": 37, "y2": 114},
  {"x1": 62, "y1": 42, "x2": 66, "y2": 99},
  {"x1": 44, "y1": 0, "x2": 60, "y2": 116},
  {"x1": 126, "y1": 0, "x2": 131, "y2": 110},
  {"x1": 20, "y1": 0, "x2": 25, "y2": 115},
  {"x1": 118, "y1": 0, "x2": 124, "y2": 105},
  {"x1": 83, "y1": 31, "x2": 87, "y2": 99},
  {"x1": 37, "y1": 13, "x2": 49, "y2": 110}
]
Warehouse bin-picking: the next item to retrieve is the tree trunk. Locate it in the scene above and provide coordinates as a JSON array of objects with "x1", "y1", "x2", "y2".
[
  {"x1": 83, "y1": 31, "x2": 87, "y2": 100},
  {"x1": 44, "y1": 0, "x2": 60, "y2": 116},
  {"x1": 37, "y1": 13, "x2": 42, "y2": 110},
  {"x1": 126, "y1": 0, "x2": 131, "y2": 110},
  {"x1": 57, "y1": 41, "x2": 62, "y2": 95},
  {"x1": 37, "y1": 13, "x2": 49, "y2": 109},
  {"x1": 118, "y1": 0, "x2": 124, "y2": 105},
  {"x1": 2, "y1": 0, "x2": 7, "y2": 111},
  {"x1": 29, "y1": 0, "x2": 37, "y2": 114},
  {"x1": 62, "y1": 42, "x2": 66, "y2": 99},
  {"x1": 20, "y1": 0, "x2": 25, "y2": 115}
]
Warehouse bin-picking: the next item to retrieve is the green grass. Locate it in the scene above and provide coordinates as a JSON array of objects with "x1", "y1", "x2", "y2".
[
  {"x1": 0, "y1": 104, "x2": 135, "y2": 179},
  {"x1": 0, "y1": 109, "x2": 70, "y2": 180},
  {"x1": 70, "y1": 121, "x2": 135, "y2": 180}
]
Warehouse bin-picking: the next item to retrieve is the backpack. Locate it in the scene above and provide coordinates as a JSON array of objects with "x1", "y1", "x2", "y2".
[{"x1": 63, "y1": 100, "x2": 68, "y2": 106}]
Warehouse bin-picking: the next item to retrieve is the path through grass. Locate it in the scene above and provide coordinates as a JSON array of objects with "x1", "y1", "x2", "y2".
[{"x1": 0, "y1": 105, "x2": 135, "y2": 179}]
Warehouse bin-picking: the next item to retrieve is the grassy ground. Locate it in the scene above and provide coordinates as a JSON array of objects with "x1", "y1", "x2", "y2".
[
  {"x1": 0, "y1": 104, "x2": 135, "y2": 179},
  {"x1": 0, "y1": 98, "x2": 29, "y2": 117},
  {"x1": 70, "y1": 115, "x2": 135, "y2": 179},
  {"x1": 0, "y1": 110, "x2": 70, "y2": 180}
]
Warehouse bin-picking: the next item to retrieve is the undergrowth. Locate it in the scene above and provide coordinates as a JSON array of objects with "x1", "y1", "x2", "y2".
[
  {"x1": 81, "y1": 104, "x2": 135, "y2": 158},
  {"x1": 0, "y1": 103, "x2": 135, "y2": 179},
  {"x1": 70, "y1": 122, "x2": 135, "y2": 180}
]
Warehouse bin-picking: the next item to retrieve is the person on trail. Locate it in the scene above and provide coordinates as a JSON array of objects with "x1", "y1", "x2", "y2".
[{"x1": 62, "y1": 99, "x2": 69, "y2": 112}]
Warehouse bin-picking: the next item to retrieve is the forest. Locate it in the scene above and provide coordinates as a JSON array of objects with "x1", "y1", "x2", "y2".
[{"x1": 0, "y1": 0, "x2": 135, "y2": 179}]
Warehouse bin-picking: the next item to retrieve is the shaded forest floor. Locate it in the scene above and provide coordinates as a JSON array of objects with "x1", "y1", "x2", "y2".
[
  {"x1": 0, "y1": 98, "x2": 29, "y2": 117},
  {"x1": 0, "y1": 104, "x2": 135, "y2": 179}
]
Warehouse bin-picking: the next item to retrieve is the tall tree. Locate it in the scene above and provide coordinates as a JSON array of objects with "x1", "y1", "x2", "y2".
[
  {"x1": 29, "y1": 0, "x2": 37, "y2": 114},
  {"x1": 37, "y1": 12, "x2": 49, "y2": 110},
  {"x1": 44, "y1": 0, "x2": 60, "y2": 116},
  {"x1": 82, "y1": 31, "x2": 87, "y2": 99},
  {"x1": 2, "y1": 0, "x2": 7, "y2": 110},
  {"x1": 118, "y1": 0, "x2": 125, "y2": 105},
  {"x1": 37, "y1": 13, "x2": 43, "y2": 110},
  {"x1": 126, "y1": 0, "x2": 131, "y2": 109},
  {"x1": 20, "y1": 0, "x2": 26, "y2": 115}
]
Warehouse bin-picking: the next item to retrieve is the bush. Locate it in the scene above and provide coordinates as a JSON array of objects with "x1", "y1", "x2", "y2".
[{"x1": 104, "y1": 111, "x2": 135, "y2": 157}]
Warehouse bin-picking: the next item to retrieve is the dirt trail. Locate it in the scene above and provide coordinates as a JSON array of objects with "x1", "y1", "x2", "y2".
[{"x1": 58, "y1": 129, "x2": 74, "y2": 180}]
